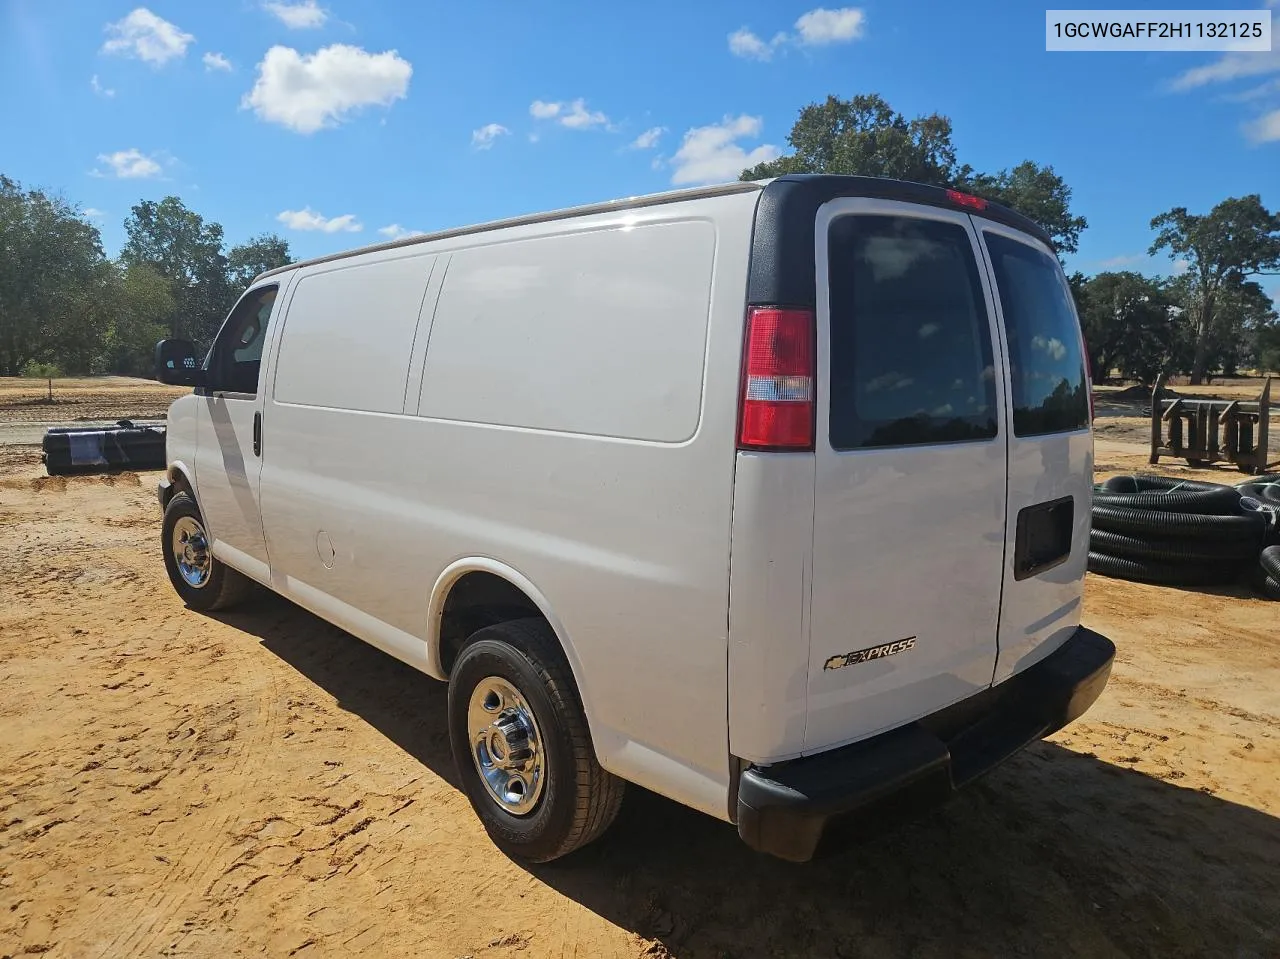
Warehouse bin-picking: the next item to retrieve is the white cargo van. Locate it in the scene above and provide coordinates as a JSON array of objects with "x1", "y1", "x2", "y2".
[{"x1": 155, "y1": 175, "x2": 1114, "y2": 863}]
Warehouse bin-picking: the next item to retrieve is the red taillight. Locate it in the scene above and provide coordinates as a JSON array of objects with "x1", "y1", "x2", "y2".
[
  {"x1": 738, "y1": 307, "x2": 815, "y2": 451},
  {"x1": 946, "y1": 189, "x2": 988, "y2": 211}
]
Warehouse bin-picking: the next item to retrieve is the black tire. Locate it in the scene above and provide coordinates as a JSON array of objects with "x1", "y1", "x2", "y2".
[
  {"x1": 448, "y1": 618, "x2": 624, "y2": 863},
  {"x1": 1263, "y1": 577, "x2": 1280, "y2": 601},
  {"x1": 1261, "y1": 546, "x2": 1280, "y2": 581},
  {"x1": 1088, "y1": 529, "x2": 1258, "y2": 564},
  {"x1": 1091, "y1": 504, "x2": 1265, "y2": 542},
  {"x1": 1087, "y1": 551, "x2": 1239, "y2": 586},
  {"x1": 160, "y1": 492, "x2": 255, "y2": 611}
]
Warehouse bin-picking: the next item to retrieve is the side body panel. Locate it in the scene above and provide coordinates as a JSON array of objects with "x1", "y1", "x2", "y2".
[
  {"x1": 163, "y1": 393, "x2": 200, "y2": 488},
  {"x1": 192, "y1": 278, "x2": 294, "y2": 585},
  {"x1": 256, "y1": 193, "x2": 758, "y2": 820}
]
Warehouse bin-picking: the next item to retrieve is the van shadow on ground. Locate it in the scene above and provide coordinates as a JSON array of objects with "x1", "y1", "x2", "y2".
[{"x1": 222, "y1": 596, "x2": 1280, "y2": 959}]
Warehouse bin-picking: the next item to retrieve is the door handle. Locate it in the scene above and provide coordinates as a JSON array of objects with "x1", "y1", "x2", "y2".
[{"x1": 253, "y1": 411, "x2": 262, "y2": 456}]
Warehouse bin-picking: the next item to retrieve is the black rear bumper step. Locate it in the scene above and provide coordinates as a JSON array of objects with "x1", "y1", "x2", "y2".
[{"x1": 736, "y1": 626, "x2": 1115, "y2": 862}]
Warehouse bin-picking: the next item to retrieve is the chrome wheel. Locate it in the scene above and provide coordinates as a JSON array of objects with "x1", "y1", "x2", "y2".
[
  {"x1": 467, "y1": 676, "x2": 545, "y2": 815},
  {"x1": 172, "y1": 515, "x2": 211, "y2": 588}
]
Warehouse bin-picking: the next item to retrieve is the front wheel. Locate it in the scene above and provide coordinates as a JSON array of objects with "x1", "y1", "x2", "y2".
[
  {"x1": 161, "y1": 492, "x2": 255, "y2": 612},
  {"x1": 448, "y1": 618, "x2": 624, "y2": 862}
]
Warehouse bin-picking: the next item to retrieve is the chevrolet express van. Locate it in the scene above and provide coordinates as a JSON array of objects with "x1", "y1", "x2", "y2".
[{"x1": 155, "y1": 175, "x2": 1114, "y2": 863}]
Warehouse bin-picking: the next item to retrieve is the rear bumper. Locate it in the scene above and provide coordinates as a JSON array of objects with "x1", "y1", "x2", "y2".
[{"x1": 736, "y1": 626, "x2": 1114, "y2": 862}]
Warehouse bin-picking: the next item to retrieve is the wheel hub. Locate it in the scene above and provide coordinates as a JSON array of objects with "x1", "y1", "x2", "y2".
[
  {"x1": 467, "y1": 677, "x2": 545, "y2": 815},
  {"x1": 171, "y1": 515, "x2": 211, "y2": 588}
]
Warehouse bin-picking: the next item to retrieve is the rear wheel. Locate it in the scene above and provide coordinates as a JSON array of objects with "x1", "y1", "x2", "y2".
[
  {"x1": 161, "y1": 492, "x2": 255, "y2": 611},
  {"x1": 448, "y1": 618, "x2": 624, "y2": 862}
]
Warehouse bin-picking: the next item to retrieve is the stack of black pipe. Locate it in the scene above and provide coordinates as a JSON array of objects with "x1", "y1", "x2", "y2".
[
  {"x1": 1239, "y1": 474, "x2": 1280, "y2": 599},
  {"x1": 1089, "y1": 474, "x2": 1279, "y2": 596},
  {"x1": 41, "y1": 420, "x2": 166, "y2": 476}
]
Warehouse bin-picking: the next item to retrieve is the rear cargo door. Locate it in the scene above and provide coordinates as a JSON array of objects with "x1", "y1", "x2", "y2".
[
  {"x1": 974, "y1": 221, "x2": 1093, "y2": 684},
  {"x1": 806, "y1": 198, "x2": 1009, "y2": 753}
]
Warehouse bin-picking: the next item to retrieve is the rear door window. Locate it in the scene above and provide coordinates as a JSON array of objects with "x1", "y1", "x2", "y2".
[
  {"x1": 984, "y1": 232, "x2": 1089, "y2": 436},
  {"x1": 827, "y1": 215, "x2": 998, "y2": 450}
]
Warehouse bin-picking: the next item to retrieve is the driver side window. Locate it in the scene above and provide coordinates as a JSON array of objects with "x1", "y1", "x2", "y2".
[{"x1": 207, "y1": 285, "x2": 278, "y2": 396}]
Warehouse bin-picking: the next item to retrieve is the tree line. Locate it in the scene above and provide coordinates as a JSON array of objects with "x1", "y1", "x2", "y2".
[
  {"x1": 2, "y1": 92, "x2": 1278, "y2": 384},
  {"x1": 0, "y1": 175, "x2": 290, "y2": 377},
  {"x1": 745, "y1": 94, "x2": 1280, "y2": 385}
]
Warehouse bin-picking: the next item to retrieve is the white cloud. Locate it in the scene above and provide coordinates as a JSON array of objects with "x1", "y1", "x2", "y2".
[
  {"x1": 90, "y1": 75, "x2": 115, "y2": 98},
  {"x1": 561, "y1": 99, "x2": 607, "y2": 129},
  {"x1": 1245, "y1": 108, "x2": 1280, "y2": 143},
  {"x1": 264, "y1": 0, "x2": 328, "y2": 29},
  {"x1": 1172, "y1": 259, "x2": 1191, "y2": 275},
  {"x1": 1221, "y1": 77, "x2": 1280, "y2": 102},
  {"x1": 729, "y1": 28, "x2": 778, "y2": 61},
  {"x1": 670, "y1": 115, "x2": 780, "y2": 185},
  {"x1": 731, "y1": 8, "x2": 865, "y2": 61},
  {"x1": 1098, "y1": 253, "x2": 1144, "y2": 268},
  {"x1": 203, "y1": 52, "x2": 232, "y2": 72},
  {"x1": 277, "y1": 207, "x2": 362, "y2": 233},
  {"x1": 378, "y1": 224, "x2": 425, "y2": 240},
  {"x1": 101, "y1": 8, "x2": 193, "y2": 66},
  {"x1": 1032, "y1": 335, "x2": 1067, "y2": 361},
  {"x1": 243, "y1": 44, "x2": 412, "y2": 134},
  {"x1": 1170, "y1": 48, "x2": 1280, "y2": 91},
  {"x1": 83, "y1": 208, "x2": 106, "y2": 218},
  {"x1": 529, "y1": 98, "x2": 609, "y2": 129},
  {"x1": 794, "y1": 7, "x2": 866, "y2": 45},
  {"x1": 471, "y1": 122, "x2": 510, "y2": 149},
  {"x1": 629, "y1": 126, "x2": 665, "y2": 150},
  {"x1": 94, "y1": 148, "x2": 163, "y2": 179}
]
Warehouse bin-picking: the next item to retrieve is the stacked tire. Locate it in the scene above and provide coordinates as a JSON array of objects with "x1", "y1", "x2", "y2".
[{"x1": 1088, "y1": 476, "x2": 1268, "y2": 588}]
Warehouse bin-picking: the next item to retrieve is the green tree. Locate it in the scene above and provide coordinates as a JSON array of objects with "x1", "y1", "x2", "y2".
[
  {"x1": 1075, "y1": 271, "x2": 1177, "y2": 385},
  {"x1": 1257, "y1": 318, "x2": 1280, "y2": 373},
  {"x1": 1149, "y1": 195, "x2": 1280, "y2": 384},
  {"x1": 121, "y1": 196, "x2": 230, "y2": 348},
  {"x1": 101, "y1": 262, "x2": 176, "y2": 376},
  {"x1": 1205, "y1": 278, "x2": 1278, "y2": 376},
  {"x1": 0, "y1": 175, "x2": 110, "y2": 375},
  {"x1": 956, "y1": 162, "x2": 1088, "y2": 255},
  {"x1": 741, "y1": 93, "x2": 1087, "y2": 254},
  {"x1": 227, "y1": 233, "x2": 292, "y2": 294},
  {"x1": 742, "y1": 94, "x2": 959, "y2": 185}
]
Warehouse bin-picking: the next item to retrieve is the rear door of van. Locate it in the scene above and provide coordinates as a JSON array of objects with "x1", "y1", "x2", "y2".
[
  {"x1": 973, "y1": 220, "x2": 1092, "y2": 684},
  {"x1": 805, "y1": 197, "x2": 1010, "y2": 753}
]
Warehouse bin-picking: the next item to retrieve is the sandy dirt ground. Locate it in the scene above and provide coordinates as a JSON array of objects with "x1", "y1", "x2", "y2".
[
  {"x1": 1, "y1": 379, "x2": 1279, "y2": 958},
  {"x1": 0, "y1": 378, "x2": 185, "y2": 447}
]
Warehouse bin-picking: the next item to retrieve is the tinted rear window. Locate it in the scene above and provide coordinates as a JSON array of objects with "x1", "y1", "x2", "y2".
[
  {"x1": 984, "y1": 232, "x2": 1089, "y2": 436},
  {"x1": 827, "y1": 215, "x2": 998, "y2": 450}
]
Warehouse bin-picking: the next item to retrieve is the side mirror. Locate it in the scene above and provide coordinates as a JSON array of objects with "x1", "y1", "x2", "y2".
[{"x1": 155, "y1": 339, "x2": 205, "y2": 386}]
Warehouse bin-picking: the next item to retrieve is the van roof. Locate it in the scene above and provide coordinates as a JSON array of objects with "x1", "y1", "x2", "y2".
[
  {"x1": 255, "y1": 174, "x2": 1053, "y2": 283},
  {"x1": 254, "y1": 180, "x2": 764, "y2": 281}
]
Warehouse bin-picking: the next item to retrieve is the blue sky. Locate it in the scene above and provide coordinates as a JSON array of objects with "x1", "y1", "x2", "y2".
[{"x1": 1, "y1": 0, "x2": 1277, "y2": 302}]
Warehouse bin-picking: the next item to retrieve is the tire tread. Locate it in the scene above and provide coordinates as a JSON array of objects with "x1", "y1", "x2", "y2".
[{"x1": 499, "y1": 618, "x2": 624, "y2": 859}]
